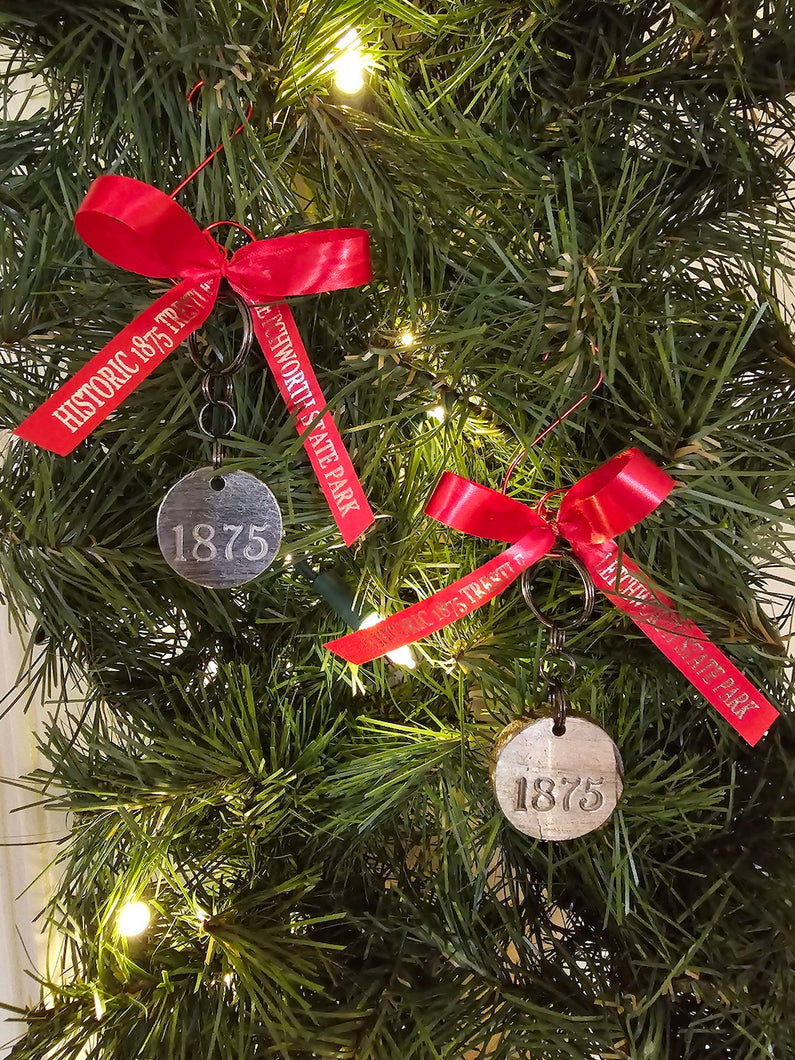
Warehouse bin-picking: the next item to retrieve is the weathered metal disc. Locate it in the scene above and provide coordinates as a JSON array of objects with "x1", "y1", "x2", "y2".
[
  {"x1": 157, "y1": 467, "x2": 282, "y2": 588},
  {"x1": 491, "y1": 715, "x2": 623, "y2": 841}
]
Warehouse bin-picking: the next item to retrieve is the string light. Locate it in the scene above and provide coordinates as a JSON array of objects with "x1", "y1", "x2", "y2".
[
  {"x1": 399, "y1": 329, "x2": 415, "y2": 347},
  {"x1": 332, "y1": 30, "x2": 368, "y2": 94},
  {"x1": 427, "y1": 405, "x2": 446, "y2": 422},
  {"x1": 117, "y1": 900, "x2": 151, "y2": 937},
  {"x1": 292, "y1": 559, "x2": 417, "y2": 668},
  {"x1": 359, "y1": 612, "x2": 417, "y2": 669}
]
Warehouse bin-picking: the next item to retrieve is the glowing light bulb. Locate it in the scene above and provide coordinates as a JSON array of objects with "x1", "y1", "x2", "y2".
[
  {"x1": 399, "y1": 329, "x2": 415, "y2": 347},
  {"x1": 333, "y1": 51, "x2": 366, "y2": 93},
  {"x1": 332, "y1": 31, "x2": 367, "y2": 94},
  {"x1": 359, "y1": 612, "x2": 417, "y2": 669},
  {"x1": 117, "y1": 901, "x2": 151, "y2": 937},
  {"x1": 427, "y1": 405, "x2": 446, "y2": 422}
]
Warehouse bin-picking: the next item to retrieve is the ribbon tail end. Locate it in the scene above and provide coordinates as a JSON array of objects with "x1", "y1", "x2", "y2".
[
  {"x1": 324, "y1": 637, "x2": 383, "y2": 665},
  {"x1": 339, "y1": 504, "x2": 376, "y2": 548},
  {"x1": 13, "y1": 421, "x2": 75, "y2": 456},
  {"x1": 734, "y1": 703, "x2": 779, "y2": 747}
]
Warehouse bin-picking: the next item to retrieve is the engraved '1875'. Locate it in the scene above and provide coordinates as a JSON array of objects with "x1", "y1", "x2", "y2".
[
  {"x1": 514, "y1": 775, "x2": 605, "y2": 813},
  {"x1": 171, "y1": 523, "x2": 273, "y2": 564}
]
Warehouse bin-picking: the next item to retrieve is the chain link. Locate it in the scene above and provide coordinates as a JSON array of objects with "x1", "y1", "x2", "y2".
[
  {"x1": 547, "y1": 675, "x2": 568, "y2": 735},
  {"x1": 191, "y1": 287, "x2": 253, "y2": 463},
  {"x1": 521, "y1": 551, "x2": 596, "y2": 735}
]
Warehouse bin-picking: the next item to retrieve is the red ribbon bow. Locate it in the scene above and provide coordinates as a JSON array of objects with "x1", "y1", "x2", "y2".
[
  {"x1": 327, "y1": 449, "x2": 779, "y2": 745},
  {"x1": 15, "y1": 174, "x2": 375, "y2": 545}
]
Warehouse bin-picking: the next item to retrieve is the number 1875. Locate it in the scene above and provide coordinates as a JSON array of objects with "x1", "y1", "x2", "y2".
[
  {"x1": 515, "y1": 775, "x2": 604, "y2": 813},
  {"x1": 172, "y1": 523, "x2": 271, "y2": 563}
]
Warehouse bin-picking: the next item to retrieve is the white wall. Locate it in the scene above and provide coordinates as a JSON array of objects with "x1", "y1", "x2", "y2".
[
  {"x1": 0, "y1": 53, "x2": 61, "y2": 1055},
  {"x1": 0, "y1": 619, "x2": 66, "y2": 1057},
  {"x1": 0, "y1": 57, "x2": 65, "y2": 1057}
]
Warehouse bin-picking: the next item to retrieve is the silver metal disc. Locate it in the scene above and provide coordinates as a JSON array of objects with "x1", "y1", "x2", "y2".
[
  {"x1": 157, "y1": 467, "x2": 282, "y2": 588},
  {"x1": 491, "y1": 715, "x2": 623, "y2": 841}
]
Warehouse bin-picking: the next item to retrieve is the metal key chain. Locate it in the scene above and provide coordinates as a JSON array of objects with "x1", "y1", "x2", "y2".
[
  {"x1": 156, "y1": 289, "x2": 283, "y2": 589},
  {"x1": 190, "y1": 289, "x2": 252, "y2": 472},
  {"x1": 491, "y1": 551, "x2": 624, "y2": 841}
]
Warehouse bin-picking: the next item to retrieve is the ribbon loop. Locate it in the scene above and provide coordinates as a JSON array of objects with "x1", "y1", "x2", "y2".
[
  {"x1": 75, "y1": 175, "x2": 222, "y2": 277},
  {"x1": 557, "y1": 448, "x2": 674, "y2": 544},
  {"x1": 425, "y1": 472, "x2": 546, "y2": 543},
  {"x1": 326, "y1": 449, "x2": 779, "y2": 745},
  {"x1": 16, "y1": 175, "x2": 376, "y2": 545},
  {"x1": 228, "y1": 228, "x2": 372, "y2": 301}
]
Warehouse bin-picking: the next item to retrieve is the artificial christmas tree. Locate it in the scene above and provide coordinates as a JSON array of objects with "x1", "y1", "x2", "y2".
[{"x1": 1, "y1": 1, "x2": 795, "y2": 1057}]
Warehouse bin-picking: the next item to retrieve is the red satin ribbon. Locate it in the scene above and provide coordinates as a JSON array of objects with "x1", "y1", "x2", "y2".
[
  {"x1": 14, "y1": 174, "x2": 375, "y2": 546},
  {"x1": 326, "y1": 449, "x2": 779, "y2": 745}
]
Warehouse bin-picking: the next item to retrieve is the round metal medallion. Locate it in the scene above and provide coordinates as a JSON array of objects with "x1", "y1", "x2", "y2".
[
  {"x1": 157, "y1": 467, "x2": 283, "y2": 588},
  {"x1": 491, "y1": 715, "x2": 623, "y2": 841}
]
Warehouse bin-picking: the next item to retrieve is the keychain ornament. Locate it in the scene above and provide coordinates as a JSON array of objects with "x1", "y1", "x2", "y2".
[
  {"x1": 492, "y1": 553, "x2": 623, "y2": 841},
  {"x1": 14, "y1": 175, "x2": 375, "y2": 547},
  {"x1": 155, "y1": 289, "x2": 283, "y2": 588},
  {"x1": 14, "y1": 85, "x2": 375, "y2": 598},
  {"x1": 157, "y1": 467, "x2": 282, "y2": 588},
  {"x1": 327, "y1": 449, "x2": 780, "y2": 746},
  {"x1": 493, "y1": 716, "x2": 623, "y2": 841}
]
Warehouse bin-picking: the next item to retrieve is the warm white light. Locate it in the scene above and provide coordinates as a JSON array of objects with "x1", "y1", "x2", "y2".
[
  {"x1": 117, "y1": 901, "x2": 151, "y2": 937},
  {"x1": 399, "y1": 329, "x2": 415, "y2": 347},
  {"x1": 359, "y1": 612, "x2": 417, "y2": 669},
  {"x1": 332, "y1": 32, "x2": 368, "y2": 94},
  {"x1": 333, "y1": 49, "x2": 367, "y2": 94},
  {"x1": 223, "y1": 973, "x2": 233, "y2": 987},
  {"x1": 284, "y1": 554, "x2": 293, "y2": 563},
  {"x1": 427, "y1": 405, "x2": 445, "y2": 422}
]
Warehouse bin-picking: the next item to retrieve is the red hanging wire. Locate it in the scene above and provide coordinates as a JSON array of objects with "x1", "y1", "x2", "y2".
[
  {"x1": 203, "y1": 219, "x2": 256, "y2": 244},
  {"x1": 170, "y1": 80, "x2": 253, "y2": 200},
  {"x1": 501, "y1": 348, "x2": 603, "y2": 494}
]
